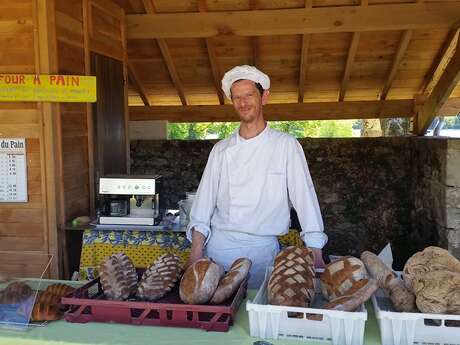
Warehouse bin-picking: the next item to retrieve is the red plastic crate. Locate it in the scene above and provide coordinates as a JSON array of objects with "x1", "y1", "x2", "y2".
[{"x1": 61, "y1": 271, "x2": 248, "y2": 332}]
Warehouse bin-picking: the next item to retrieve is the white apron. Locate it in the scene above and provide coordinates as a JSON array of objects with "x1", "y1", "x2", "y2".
[{"x1": 204, "y1": 230, "x2": 279, "y2": 289}]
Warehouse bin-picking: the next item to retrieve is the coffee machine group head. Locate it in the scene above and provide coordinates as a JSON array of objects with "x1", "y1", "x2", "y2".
[{"x1": 98, "y1": 175, "x2": 161, "y2": 226}]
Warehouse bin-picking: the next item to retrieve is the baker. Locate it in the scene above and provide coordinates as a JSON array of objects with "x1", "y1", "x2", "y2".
[{"x1": 186, "y1": 65, "x2": 327, "y2": 288}]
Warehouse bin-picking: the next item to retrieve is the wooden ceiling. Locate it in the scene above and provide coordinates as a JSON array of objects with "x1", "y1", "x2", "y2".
[{"x1": 116, "y1": 0, "x2": 460, "y2": 133}]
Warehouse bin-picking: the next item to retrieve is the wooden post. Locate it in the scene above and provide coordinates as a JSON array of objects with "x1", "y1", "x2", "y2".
[{"x1": 34, "y1": 0, "x2": 62, "y2": 278}]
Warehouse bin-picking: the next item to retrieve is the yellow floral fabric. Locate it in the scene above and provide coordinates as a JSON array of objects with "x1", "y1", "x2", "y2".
[{"x1": 79, "y1": 229, "x2": 302, "y2": 280}]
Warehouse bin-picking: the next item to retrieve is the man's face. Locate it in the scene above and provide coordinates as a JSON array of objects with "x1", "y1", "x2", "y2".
[{"x1": 230, "y1": 80, "x2": 269, "y2": 123}]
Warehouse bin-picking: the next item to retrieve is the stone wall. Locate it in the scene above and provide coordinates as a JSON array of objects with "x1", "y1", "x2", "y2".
[{"x1": 130, "y1": 137, "x2": 459, "y2": 269}]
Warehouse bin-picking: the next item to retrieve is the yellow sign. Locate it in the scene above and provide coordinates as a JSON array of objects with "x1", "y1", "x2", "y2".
[{"x1": 0, "y1": 74, "x2": 96, "y2": 102}]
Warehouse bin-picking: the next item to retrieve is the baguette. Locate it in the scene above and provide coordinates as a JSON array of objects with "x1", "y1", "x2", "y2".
[{"x1": 361, "y1": 251, "x2": 415, "y2": 312}]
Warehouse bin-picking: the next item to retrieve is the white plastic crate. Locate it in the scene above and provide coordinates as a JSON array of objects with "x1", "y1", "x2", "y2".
[
  {"x1": 372, "y1": 287, "x2": 460, "y2": 345},
  {"x1": 246, "y1": 267, "x2": 368, "y2": 345}
]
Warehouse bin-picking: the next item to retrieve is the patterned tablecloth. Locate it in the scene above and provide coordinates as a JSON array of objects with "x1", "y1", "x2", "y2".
[{"x1": 79, "y1": 229, "x2": 303, "y2": 280}]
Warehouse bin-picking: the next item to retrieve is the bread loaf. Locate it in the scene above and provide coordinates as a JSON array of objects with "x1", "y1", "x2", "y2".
[
  {"x1": 179, "y1": 258, "x2": 224, "y2": 304},
  {"x1": 99, "y1": 252, "x2": 138, "y2": 300},
  {"x1": 322, "y1": 278, "x2": 378, "y2": 312},
  {"x1": 36, "y1": 291, "x2": 62, "y2": 306},
  {"x1": 411, "y1": 269, "x2": 460, "y2": 314},
  {"x1": 320, "y1": 256, "x2": 367, "y2": 300},
  {"x1": 31, "y1": 302, "x2": 62, "y2": 321},
  {"x1": 0, "y1": 281, "x2": 33, "y2": 304},
  {"x1": 268, "y1": 246, "x2": 315, "y2": 307},
  {"x1": 361, "y1": 251, "x2": 415, "y2": 312},
  {"x1": 210, "y1": 258, "x2": 251, "y2": 304},
  {"x1": 137, "y1": 253, "x2": 183, "y2": 301},
  {"x1": 44, "y1": 283, "x2": 74, "y2": 298},
  {"x1": 403, "y1": 246, "x2": 460, "y2": 291}
]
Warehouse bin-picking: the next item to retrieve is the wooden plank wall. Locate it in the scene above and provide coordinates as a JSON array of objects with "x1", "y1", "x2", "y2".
[
  {"x1": 0, "y1": 0, "x2": 126, "y2": 278},
  {"x1": 54, "y1": 0, "x2": 125, "y2": 223},
  {"x1": 0, "y1": 0, "x2": 52, "y2": 277}
]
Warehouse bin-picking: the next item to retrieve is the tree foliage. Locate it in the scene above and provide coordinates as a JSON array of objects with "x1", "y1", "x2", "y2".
[{"x1": 168, "y1": 120, "x2": 355, "y2": 139}]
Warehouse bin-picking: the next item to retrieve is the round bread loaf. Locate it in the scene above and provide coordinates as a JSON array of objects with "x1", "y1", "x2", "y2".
[
  {"x1": 210, "y1": 258, "x2": 251, "y2": 304},
  {"x1": 179, "y1": 257, "x2": 224, "y2": 304},
  {"x1": 320, "y1": 256, "x2": 367, "y2": 300},
  {"x1": 268, "y1": 246, "x2": 316, "y2": 307},
  {"x1": 99, "y1": 252, "x2": 138, "y2": 300},
  {"x1": 403, "y1": 246, "x2": 460, "y2": 291},
  {"x1": 137, "y1": 253, "x2": 183, "y2": 301}
]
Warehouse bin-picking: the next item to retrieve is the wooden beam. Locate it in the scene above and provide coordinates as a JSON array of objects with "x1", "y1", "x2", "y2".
[
  {"x1": 205, "y1": 38, "x2": 225, "y2": 105},
  {"x1": 83, "y1": 0, "x2": 95, "y2": 218},
  {"x1": 339, "y1": 33, "x2": 360, "y2": 101},
  {"x1": 298, "y1": 0, "x2": 312, "y2": 103},
  {"x1": 140, "y1": 1, "x2": 187, "y2": 105},
  {"x1": 129, "y1": 99, "x2": 423, "y2": 122},
  {"x1": 298, "y1": 34, "x2": 310, "y2": 103},
  {"x1": 126, "y1": 3, "x2": 460, "y2": 39},
  {"x1": 380, "y1": 30, "x2": 413, "y2": 100},
  {"x1": 157, "y1": 40, "x2": 187, "y2": 105},
  {"x1": 198, "y1": 0, "x2": 225, "y2": 105},
  {"x1": 339, "y1": 0, "x2": 367, "y2": 102},
  {"x1": 35, "y1": 0, "x2": 61, "y2": 278},
  {"x1": 141, "y1": 0, "x2": 156, "y2": 14},
  {"x1": 416, "y1": 38, "x2": 460, "y2": 135},
  {"x1": 419, "y1": 28, "x2": 459, "y2": 94},
  {"x1": 127, "y1": 61, "x2": 150, "y2": 105}
]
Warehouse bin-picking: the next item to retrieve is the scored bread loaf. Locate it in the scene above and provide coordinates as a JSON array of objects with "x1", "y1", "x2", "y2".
[
  {"x1": 320, "y1": 256, "x2": 368, "y2": 300},
  {"x1": 137, "y1": 253, "x2": 183, "y2": 301},
  {"x1": 31, "y1": 302, "x2": 62, "y2": 321},
  {"x1": 268, "y1": 246, "x2": 315, "y2": 307},
  {"x1": 44, "y1": 283, "x2": 74, "y2": 299},
  {"x1": 210, "y1": 258, "x2": 251, "y2": 304},
  {"x1": 322, "y1": 278, "x2": 378, "y2": 312},
  {"x1": 99, "y1": 252, "x2": 138, "y2": 300},
  {"x1": 36, "y1": 291, "x2": 62, "y2": 306},
  {"x1": 179, "y1": 258, "x2": 224, "y2": 305}
]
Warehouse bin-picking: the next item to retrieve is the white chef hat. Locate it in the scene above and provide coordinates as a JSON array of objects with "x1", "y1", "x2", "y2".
[{"x1": 221, "y1": 65, "x2": 270, "y2": 100}]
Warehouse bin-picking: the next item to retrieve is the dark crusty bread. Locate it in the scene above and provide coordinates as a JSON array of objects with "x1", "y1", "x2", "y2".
[
  {"x1": 99, "y1": 252, "x2": 138, "y2": 300},
  {"x1": 268, "y1": 246, "x2": 315, "y2": 307},
  {"x1": 210, "y1": 258, "x2": 251, "y2": 304},
  {"x1": 179, "y1": 257, "x2": 224, "y2": 305},
  {"x1": 320, "y1": 256, "x2": 367, "y2": 300},
  {"x1": 137, "y1": 253, "x2": 183, "y2": 300},
  {"x1": 0, "y1": 281, "x2": 33, "y2": 304}
]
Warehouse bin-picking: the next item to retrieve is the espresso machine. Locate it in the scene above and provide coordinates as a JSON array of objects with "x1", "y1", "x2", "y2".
[{"x1": 97, "y1": 175, "x2": 161, "y2": 226}]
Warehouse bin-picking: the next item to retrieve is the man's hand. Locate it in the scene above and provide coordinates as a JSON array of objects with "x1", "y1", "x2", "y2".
[
  {"x1": 310, "y1": 247, "x2": 326, "y2": 269},
  {"x1": 185, "y1": 229, "x2": 206, "y2": 268}
]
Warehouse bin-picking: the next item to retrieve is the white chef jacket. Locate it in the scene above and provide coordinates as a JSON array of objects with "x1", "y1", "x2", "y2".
[{"x1": 186, "y1": 124, "x2": 327, "y2": 287}]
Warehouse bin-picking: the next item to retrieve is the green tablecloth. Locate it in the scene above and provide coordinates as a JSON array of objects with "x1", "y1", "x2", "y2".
[{"x1": 0, "y1": 290, "x2": 382, "y2": 345}]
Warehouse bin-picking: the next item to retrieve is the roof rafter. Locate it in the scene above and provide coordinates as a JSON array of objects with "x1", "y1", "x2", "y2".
[
  {"x1": 198, "y1": 0, "x2": 225, "y2": 105},
  {"x1": 380, "y1": 29, "x2": 413, "y2": 100},
  {"x1": 419, "y1": 28, "x2": 459, "y2": 94},
  {"x1": 126, "y1": 3, "x2": 460, "y2": 39},
  {"x1": 127, "y1": 61, "x2": 150, "y2": 105},
  {"x1": 298, "y1": 0, "x2": 312, "y2": 103},
  {"x1": 141, "y1": 0, "x2": 187, "y2": 105},
  {"x1": 416, "y1": 38, "x2": 460, "y2": 135},
  {"x1": 339, "y1": 0, "x2": 367, "y2": 102}
]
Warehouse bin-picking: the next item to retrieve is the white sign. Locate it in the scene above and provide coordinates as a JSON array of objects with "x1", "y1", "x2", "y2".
[{"x1": 0, "y1": 138, "x2": 28, "y2": 202}]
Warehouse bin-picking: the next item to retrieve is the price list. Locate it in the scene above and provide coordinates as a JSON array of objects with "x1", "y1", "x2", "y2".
[{"x1": 0, "y1": 138, "x2": 27, "y2": 202}]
